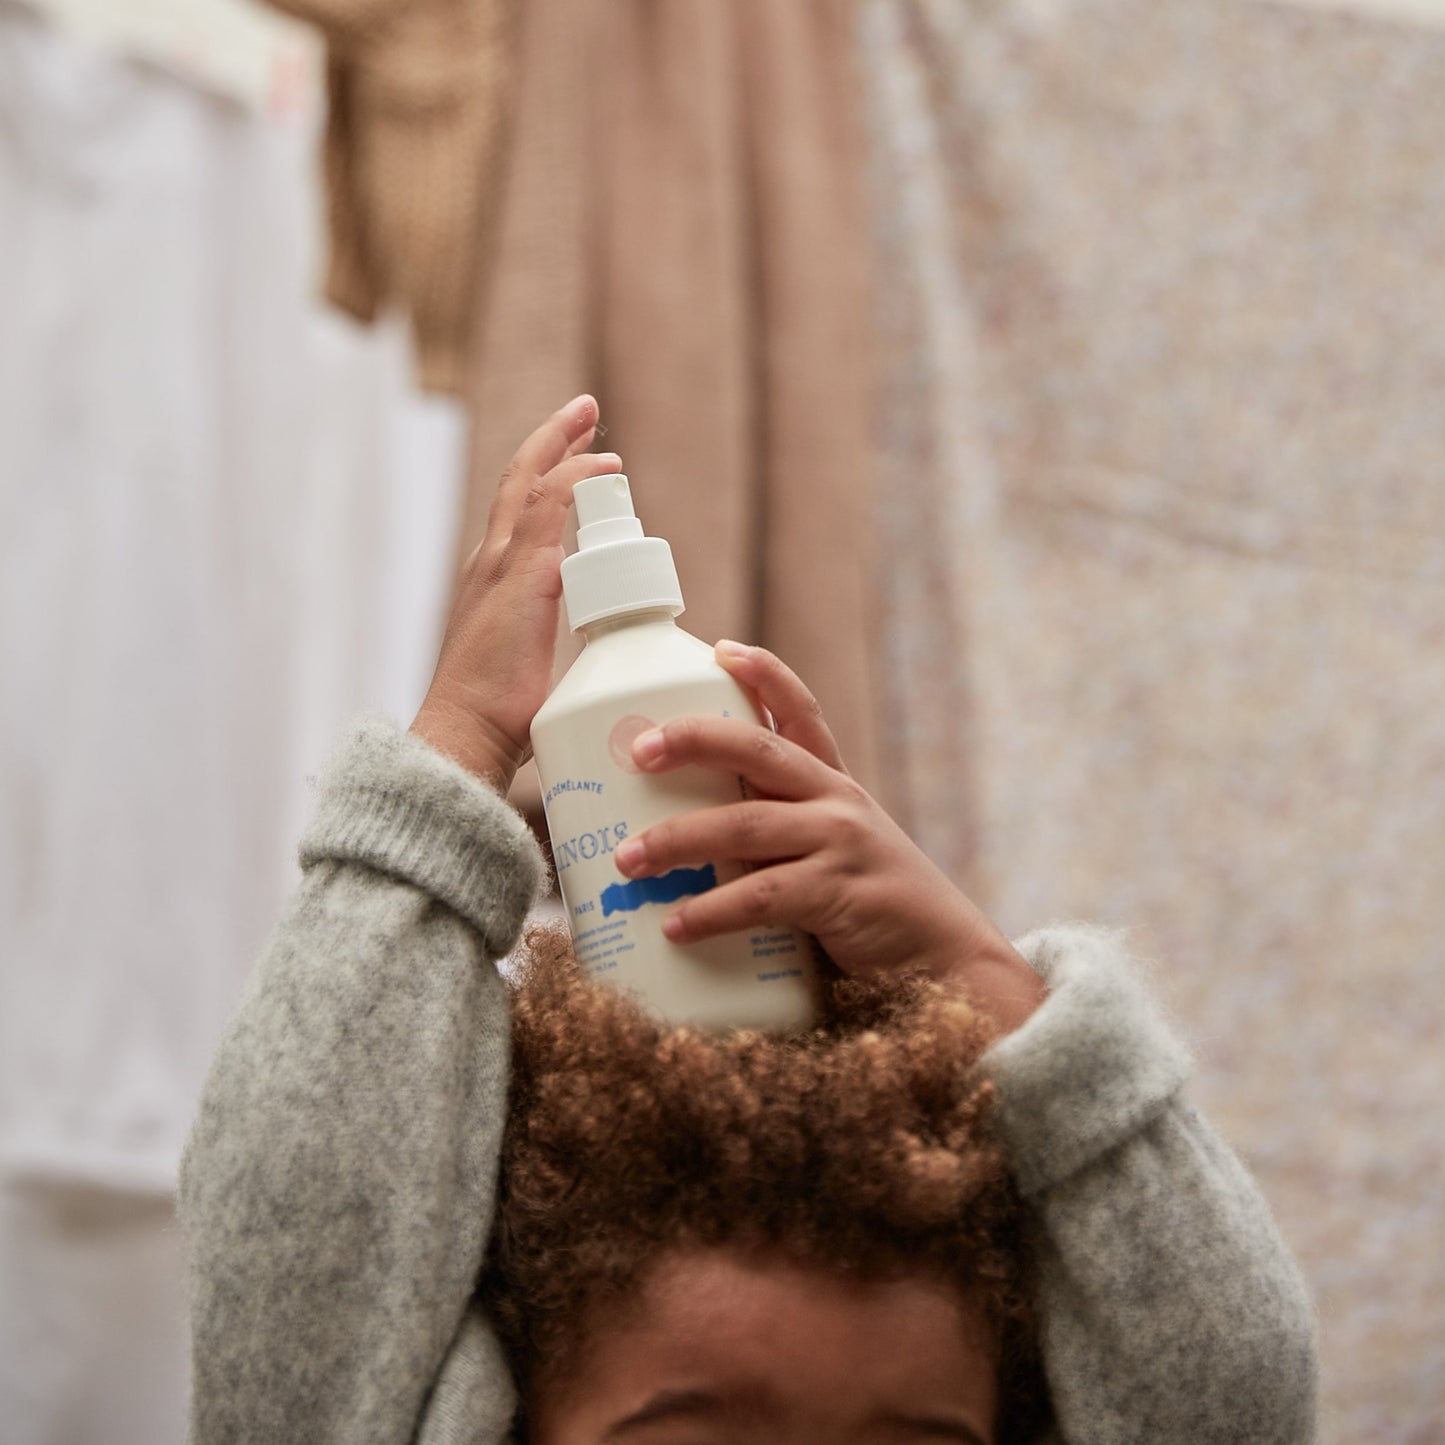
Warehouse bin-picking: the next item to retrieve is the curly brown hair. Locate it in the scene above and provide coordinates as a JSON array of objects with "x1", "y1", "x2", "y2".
[{"x1": 480, "y1": 925, "x2": 1048, "y2": 1441}]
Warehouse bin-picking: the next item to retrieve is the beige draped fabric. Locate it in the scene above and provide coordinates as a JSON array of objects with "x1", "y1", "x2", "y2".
[
  {"x1": 466, "y1": 0, "x2": 882, "y2": 809},
  {"x1": 267, "y1": 0, "x2": 884, "y2": 810},
  {"x1": 261, "y1": 0, "x2": 517, "y2": 394}
]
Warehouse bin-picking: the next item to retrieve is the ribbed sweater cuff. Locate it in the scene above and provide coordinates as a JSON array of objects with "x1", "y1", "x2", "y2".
[
  {"x1": 299, "y1": 716, "x2": 548, "y2": 959},
  {"x1": 984, "y1": 925, "x2": 1194, "y2": 1199}
]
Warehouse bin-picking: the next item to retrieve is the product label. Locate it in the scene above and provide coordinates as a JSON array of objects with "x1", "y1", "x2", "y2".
[{"x1": 533, "y1": 680, "x2": 815, "y2": 1029}]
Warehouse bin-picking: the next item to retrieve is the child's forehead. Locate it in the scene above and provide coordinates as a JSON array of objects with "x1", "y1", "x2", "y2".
[{"x1": 540, "y1": 1247, "x2": 998, "y2": 1443}]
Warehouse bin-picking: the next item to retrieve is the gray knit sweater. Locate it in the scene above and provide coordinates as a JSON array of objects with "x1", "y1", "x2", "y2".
[{"x1": 180, "y1": 719, "x2": 1318, "y2": 1444}]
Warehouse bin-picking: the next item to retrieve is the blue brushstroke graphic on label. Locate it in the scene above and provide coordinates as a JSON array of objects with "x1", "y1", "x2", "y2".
[{"x1": 601, "y1": 865, "x2": 718, "y2": 918}]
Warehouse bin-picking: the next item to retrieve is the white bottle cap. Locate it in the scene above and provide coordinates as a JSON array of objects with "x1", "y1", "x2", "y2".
[{"x1": 562, "y1": 474, "x2": 685, "y2": 630}]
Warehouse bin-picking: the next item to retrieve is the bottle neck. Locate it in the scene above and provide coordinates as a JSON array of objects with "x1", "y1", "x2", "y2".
[{"x1": 578, "y1": 606, "x2": 681, "y2": 644}]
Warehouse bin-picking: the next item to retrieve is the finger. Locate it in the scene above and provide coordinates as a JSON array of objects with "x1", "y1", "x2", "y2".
[
  {"x1": 514, "y1": 393, "x2": 599, "y2": 482},
  {"x1": 631, "y1": 717, "x2": 840, "y2": 802},
  {"x1": 713, "y1": 642, "x2": 846, "y2": 773},
  {"x1": 614, "y1": 800, "x2": 827, "y2": 878},
  {"x1": 486, "y1": 395, "x2": 599, "y2": 541},
  {"x1": 563, "y1": 421, "x2": 604, "y2": 459},
  {"x1": 661, "y1": 859, "x2": 820, "y2": 944},
  {"x1": 507, "y1": 450, "x2": 623, "y2": 553}
]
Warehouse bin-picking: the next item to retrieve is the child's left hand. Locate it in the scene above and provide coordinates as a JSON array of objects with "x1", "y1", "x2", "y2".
[{"x1": 611, "y1": 642, "x2": 1048, "y2": 1035}]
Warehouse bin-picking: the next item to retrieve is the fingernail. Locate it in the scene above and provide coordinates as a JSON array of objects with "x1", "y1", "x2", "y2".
[
  {"x1": 595, "y1": 452, "x2": 622, "y2": 470},
  {"x1": 632, "y1": 729, "x2": 666, "y2": 768},
  {"x1": 716, "y1": 639, "x2": 750, "y2": 661},
  {"x1": 662, "y1": 911, "x2": 685, "y2": 941},
  {"x1": 614, "y1": 838, "x2": 644, "y2": 874}
]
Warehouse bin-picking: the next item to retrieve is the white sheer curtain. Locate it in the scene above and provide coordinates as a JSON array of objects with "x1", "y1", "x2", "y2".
[{"x1": 0, "y1": 4, "x2": 464, "y2": 1438}]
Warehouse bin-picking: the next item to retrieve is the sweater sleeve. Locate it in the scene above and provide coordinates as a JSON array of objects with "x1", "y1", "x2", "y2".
[
  {"x1": 985, "y1": 926, "x2": 1319, "y2": 1445},
  {"x1": 179, "y1": 718, "x2": 546, "y2": 1445}
]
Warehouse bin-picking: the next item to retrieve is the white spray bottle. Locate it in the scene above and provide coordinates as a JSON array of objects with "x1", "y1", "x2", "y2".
[{"x1": 529, "y1": 473, "x2": 818, "y2": 1031}]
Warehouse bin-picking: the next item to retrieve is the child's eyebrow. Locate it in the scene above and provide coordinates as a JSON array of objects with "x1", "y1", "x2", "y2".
[
  {"x1": 602, "y1": 1386, "x2": 755, "y2": 1437},
  {"x1": 870, "y1": 1410, "x2": 989, "y2": 1444},
  {"x1": 602, "y1": 1388, "x2": 989, "y2": 1443}
]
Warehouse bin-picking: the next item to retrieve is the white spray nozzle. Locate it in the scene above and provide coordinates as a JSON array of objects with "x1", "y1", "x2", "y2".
[
  {"x1": 562, "y1": 472, "x2": 685, "y2": 630},
  {"x1": 573, "y1": 473, "x2": 643, "y2": 549}
]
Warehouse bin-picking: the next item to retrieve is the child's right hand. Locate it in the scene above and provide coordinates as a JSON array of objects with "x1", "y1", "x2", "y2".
[
  {"x1": 613, "y1": 644, "x2": 1049, "y2": 1035},
  {"x1": 410, "y1": 396, "x2": 621, "y2": 792}
]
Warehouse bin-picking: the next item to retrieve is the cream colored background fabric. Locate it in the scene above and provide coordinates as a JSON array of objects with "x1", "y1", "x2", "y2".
[{"x1": 865, "y1": 3, "x2": 1445, "y2": 1438}]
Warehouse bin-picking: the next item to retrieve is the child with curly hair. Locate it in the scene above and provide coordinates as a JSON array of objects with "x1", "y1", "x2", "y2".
[{"x1": 180, "y1": 397, "x2": 1317, "y2": 1444}]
